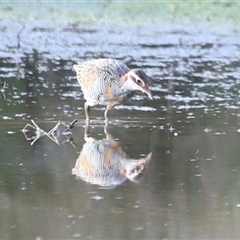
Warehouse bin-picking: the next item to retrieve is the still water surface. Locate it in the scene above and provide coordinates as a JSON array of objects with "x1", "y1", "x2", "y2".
[{"x1": 1, "y1": 20, "x2": 240, "y2": 239}]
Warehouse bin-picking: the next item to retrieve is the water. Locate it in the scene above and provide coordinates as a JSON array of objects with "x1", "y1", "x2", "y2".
[{"x1": 1, "y1": 19, "x2": 240, "y2": 239}]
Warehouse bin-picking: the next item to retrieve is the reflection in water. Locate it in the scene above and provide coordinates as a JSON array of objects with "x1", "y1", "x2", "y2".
[
  {"x1": 72, "y1": 125, "x2": 151, "y2": 187},
  {"x1": 0, "y1": 81, "x2": 7, "y2": 100},
  {"x1": 22, "y1": 119, "x2": 77, "y2": 147}
]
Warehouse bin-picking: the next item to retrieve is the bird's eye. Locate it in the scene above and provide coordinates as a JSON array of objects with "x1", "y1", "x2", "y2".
[{"x1": 136, "y1": 79, "x2": 142, "y2": 85}]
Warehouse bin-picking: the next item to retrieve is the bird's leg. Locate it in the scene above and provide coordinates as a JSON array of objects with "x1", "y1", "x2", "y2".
[
  {"x1": 104, "y1": 123, "x2": 114, "y2": 141},
  {"x1": 84, "y1": 103, "x2": 90, "y2": 124},
  {"x1": 84, "y1": 123, "x2": 90, "y2": 139},
  {"x1": 104, "y1": 105, "x2": 113, "y2": 122},
  {"x1": 84, "y1": 123, "x2": 96, "y2": 143}
]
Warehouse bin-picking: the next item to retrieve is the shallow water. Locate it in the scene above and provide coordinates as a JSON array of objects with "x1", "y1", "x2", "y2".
[{"x1": 1, "y1": 19, "x2": 240, "y2": 239}]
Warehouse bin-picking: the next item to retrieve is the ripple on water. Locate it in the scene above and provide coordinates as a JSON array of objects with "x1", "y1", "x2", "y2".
[
  {"x1": 1, "y1": 22, "x2": 240, "y2": 130},
  {"x1": 115, "y1": 105, "x2": 156, "y2": 111}
]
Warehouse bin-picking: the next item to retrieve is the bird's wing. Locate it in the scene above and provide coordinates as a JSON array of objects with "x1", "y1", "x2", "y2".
[{"x1": 74, "y1": 59, "x2": 130, "y2": 82}]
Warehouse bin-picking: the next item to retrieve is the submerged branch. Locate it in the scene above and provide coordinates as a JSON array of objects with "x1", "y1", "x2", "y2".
[{"x1": 22, "y1": 119, "x2": 77, "y2": 147}]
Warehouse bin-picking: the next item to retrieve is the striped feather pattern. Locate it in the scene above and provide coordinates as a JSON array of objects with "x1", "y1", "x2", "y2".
[
  {"x1": 73, "y1": 58, "x2": 152, "y2": 121},
  {"x1": 73, "y1": 59, "x2": 130, "y2": 105},
  {"x1": 72, "y1": 140, "x2": 127, "y2": 186},
  {"x1": 72, "y1": 138, "x2": 151, "y2": 187}
]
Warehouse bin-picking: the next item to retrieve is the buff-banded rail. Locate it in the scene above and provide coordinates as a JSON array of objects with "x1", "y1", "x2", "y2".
[{"x1": 73, "y1": 59, "x2": 153, "y2": 122}]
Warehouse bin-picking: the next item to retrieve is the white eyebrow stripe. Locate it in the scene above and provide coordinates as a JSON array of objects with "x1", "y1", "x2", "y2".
[{"x1": 129, "y1": 71, "x2": 140, "y2": 79}]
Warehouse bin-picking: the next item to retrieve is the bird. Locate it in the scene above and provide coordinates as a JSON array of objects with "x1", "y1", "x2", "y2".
[
  {"x1": 72, "y1": 125, "x2": 151, "y2": 187},
  {"x1": 73, "y1": 58, "x2": 152, "y2": 122}
]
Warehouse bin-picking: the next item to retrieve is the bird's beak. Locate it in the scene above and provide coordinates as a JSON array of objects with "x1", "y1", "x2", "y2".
[{"x1": 142, "y1": 87, "x2": 153, "y2": 100}]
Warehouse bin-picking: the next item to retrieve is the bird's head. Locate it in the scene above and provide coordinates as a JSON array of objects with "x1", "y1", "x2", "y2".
[
  {"x1": 121, "y1": 69, "x2": 153, "y2": 100},
  {"x1": 121, "y1": 153, "x2": 152, "y2": 183}
]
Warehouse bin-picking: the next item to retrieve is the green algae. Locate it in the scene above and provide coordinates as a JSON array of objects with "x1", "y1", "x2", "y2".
[{"x1": 0, "y1": 1, "x2": 240, "y2": 27}]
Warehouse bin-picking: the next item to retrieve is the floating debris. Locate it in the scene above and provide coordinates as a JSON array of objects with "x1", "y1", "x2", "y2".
[
  {"x1": 22, "y1": 119, "x2": 77, "y2": 146},
  {"x1": 90, "y1": 195, "x2": 104, "y2": 201},
  {"x1": 7, "y1": 131, "x2": 15, "y2": 135},
  {"x1": 2, "y1": 116, "x2": 12, "y2": 120},
  {"x1": 204, "y1": 128, "x2": 212, "y2": 133}
]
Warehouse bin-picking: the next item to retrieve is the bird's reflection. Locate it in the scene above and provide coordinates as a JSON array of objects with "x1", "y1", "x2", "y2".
[{"x1": 72, "y1": 125, "x2": 151, "y2": 188}]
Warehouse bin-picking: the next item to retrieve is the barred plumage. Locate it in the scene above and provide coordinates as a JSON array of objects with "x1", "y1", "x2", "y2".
[
  {"x1": 73, "y1": 58, "x2": 152, "y2": 122},
  {"x1": 72, "y1": 133, "x2": 151, "y2": 187}
]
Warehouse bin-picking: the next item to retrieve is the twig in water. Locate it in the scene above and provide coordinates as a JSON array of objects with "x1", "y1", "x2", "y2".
[
  {"x1": 0, "y1": 81, "x2": 7, "y2": 100},
  {"x1": 17, "y1": 21, "x2": 25, "y2": 49},
  {"x1": 22, "y1": 119, "x2": 77, "y2": 146},
  {"x1": 22, "y1": 120, "x2": 47, "y2": 145},
  {"x1": 62, "y1": 118, "x2": 78, "y2": 132}
]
